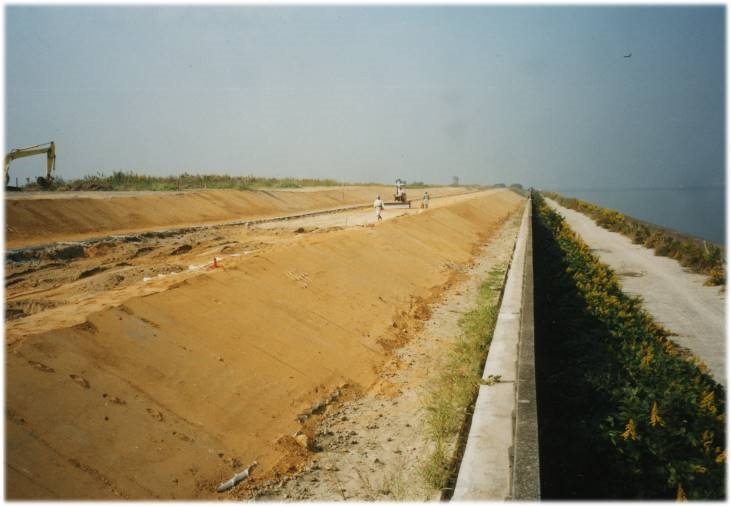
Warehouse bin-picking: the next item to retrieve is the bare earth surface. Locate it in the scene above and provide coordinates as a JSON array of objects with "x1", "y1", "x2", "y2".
[
  {"x1": 5, "y1": 187, "x2": 524, "y2": 499},
  {"x1": 243, "y1": 204, "x2": 524, "y2": 501},
  {"x1": 5, "y1": 185, "x2": 469, "y2": 249},
  {"x1": 546, "y1": 198, "x2": 726, "y2": 386}
]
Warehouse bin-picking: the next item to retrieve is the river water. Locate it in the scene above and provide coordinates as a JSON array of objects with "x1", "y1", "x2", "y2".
[{"x1": 553, "y1": 187, "x2": 726, "y2": 245}]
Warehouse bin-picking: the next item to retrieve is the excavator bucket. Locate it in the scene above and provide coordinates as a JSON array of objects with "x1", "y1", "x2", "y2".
[{"x1": 37, "y1": 176, "x2": 53, "y2": 188}]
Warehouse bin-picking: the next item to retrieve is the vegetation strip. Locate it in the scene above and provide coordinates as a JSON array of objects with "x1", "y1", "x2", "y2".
[
  {"x1": 420, "y1": 262, "x2": 507, "y2": 494},
  {"x1": 27, "y1": 172, "x2": 345, "y2": 191},
  {"x1": 532, "y1": 191, "x2": 725, "y2": 499},
  {"x1": 542, "y1": 191, "x2": 725, "y2": 286},
  {"x1": 25, "y1": 171, "x2": 452, "y2": 191}
]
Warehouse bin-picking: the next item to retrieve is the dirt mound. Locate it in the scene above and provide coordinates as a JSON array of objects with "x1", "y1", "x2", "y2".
[
  {"x1": 5, "y1": 186, "x2": 468, "y2": 249},
  {"x1": 5, "y1": 189, "x2": 524, "y2": 499}
]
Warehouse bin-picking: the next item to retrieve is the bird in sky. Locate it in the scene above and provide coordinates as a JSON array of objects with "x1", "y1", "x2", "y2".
[{"x1": 624, "y1": 52, "x2": 632, "y2": 58}]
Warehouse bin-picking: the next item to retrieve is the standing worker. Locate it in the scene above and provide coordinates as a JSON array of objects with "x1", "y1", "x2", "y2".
[
  {"x1": 374, "y1": 194, "x2": 384, "y2": 221},
  {"x1": 422, "y1": 191, "x2": 430, "y2": 209}
]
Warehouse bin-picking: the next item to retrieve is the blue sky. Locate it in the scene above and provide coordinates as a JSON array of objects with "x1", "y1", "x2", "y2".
[{"x1": 5, "y1": 6, "x2": 725, "y2": 188}]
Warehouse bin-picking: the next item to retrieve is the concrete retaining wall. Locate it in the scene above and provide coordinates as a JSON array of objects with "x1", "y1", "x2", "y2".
[{"x1": 452, "y1": 199, "x2": 540, "y2": 501}]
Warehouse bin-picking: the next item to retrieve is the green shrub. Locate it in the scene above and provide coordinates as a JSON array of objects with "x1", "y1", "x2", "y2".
[{"x1": 533, "y1": 191, "x2": 725, "y2": 499}]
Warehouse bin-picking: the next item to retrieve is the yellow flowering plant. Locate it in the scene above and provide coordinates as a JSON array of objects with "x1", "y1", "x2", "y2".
[
  {"x1": 532, "y1": 191, "x2": 725, "y2": 499},
  {"x1": 543, "y1": 192, "x2": 725, "y2": 286}
]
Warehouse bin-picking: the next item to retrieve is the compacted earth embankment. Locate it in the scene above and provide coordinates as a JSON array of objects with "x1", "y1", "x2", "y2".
[
  {"x1": 5, "y1": 189, "x2": 524, "y2": 499},
  {"x1": 5, "y1": 185, "x2": 467, "y2": 249}
]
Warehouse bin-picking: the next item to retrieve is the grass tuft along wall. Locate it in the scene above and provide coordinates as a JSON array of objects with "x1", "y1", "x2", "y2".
[{"x1": 532, "y1": 191, "x2": 725, "y2": 500}]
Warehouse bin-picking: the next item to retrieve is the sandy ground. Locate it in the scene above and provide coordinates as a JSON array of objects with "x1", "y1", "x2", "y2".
[
  {"x1": 546, "y1": 198, "x2": 726, "y2": 386},
  {"x1": 5, "y1": 190, "x2": 499, "y2": 339},
  {"x1": 5, "y1": 185, "x2": 469, "y2": 249},
  {"x1": 241, "y1": 206, "x2": 524, "y2": 501},
  {"x1": 5, "y1": 188, "x2": 524, "y2": 499}
]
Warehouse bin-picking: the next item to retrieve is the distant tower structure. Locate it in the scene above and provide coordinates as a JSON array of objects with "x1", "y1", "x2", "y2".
[{"x1": 452, "y1": 176, "x2": 459, "y2": 186}]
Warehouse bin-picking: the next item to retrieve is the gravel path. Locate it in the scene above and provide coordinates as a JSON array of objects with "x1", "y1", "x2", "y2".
[{"x1": 546, "y1": 198, "x2": 726, "y2": 386}]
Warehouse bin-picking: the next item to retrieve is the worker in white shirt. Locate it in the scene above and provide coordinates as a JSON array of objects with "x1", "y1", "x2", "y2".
[{"x1": 374, "y1": 194, "x2": 384, "y2": 221}]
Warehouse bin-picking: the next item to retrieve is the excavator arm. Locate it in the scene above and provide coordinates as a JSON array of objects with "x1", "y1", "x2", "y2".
[{"x1": 5, "y1": 142, "x2": 56, "y2": 186}]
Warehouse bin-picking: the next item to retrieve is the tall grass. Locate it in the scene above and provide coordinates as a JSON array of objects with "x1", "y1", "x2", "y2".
[
  {"x1": 26, "y1": 171, "x2": 346, "y2": 192},
  {"x1": 420, "y1": 265, "x2": 506, "y2": 493},
  {"x1": 22, "y1": 171, "x2": 479, "y2": 192}
]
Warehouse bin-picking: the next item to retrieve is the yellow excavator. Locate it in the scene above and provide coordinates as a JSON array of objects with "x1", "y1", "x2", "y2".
[{"x1": 5, "y1": 141, "x2": 56, "y2": 189}]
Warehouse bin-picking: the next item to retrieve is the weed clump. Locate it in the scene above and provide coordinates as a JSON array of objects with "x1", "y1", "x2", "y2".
[
  {"x1": 24, "y1": 171, "x2": 346, "y2": 192},
  {"x1": 420, "y1": 265, "x2": 505, "y2": 493},
  {"x1": 533, "y1": 191, "x2": 725, "y2": 500}
]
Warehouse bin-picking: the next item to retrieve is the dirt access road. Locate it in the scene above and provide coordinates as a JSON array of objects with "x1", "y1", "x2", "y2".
[
  {"x1": 546, "y1": 198, "x2": 726, "y2": 386},
  {"x1": 5, "y1": 187, "x2": 525, "y2": 499},
  {"x1": 5, "y1": 185, "x2": 468, "y2": 249}
]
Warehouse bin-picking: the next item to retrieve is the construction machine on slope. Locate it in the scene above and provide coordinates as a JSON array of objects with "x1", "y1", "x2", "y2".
[
  {"x1": 5, "y1": 141, "x2": 57, "y2": 189},
  {"x1": 385, "y1": 178, "x2": 411, "y2": 208}
]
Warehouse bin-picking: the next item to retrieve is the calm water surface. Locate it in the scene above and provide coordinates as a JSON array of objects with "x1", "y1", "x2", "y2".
[{"x1": 555, "y1": 188, "x2": 725, "y2": 245}]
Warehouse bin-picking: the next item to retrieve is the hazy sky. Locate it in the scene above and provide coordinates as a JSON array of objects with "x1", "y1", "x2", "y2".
[{"x1": 5, "y1": 6, "x2": 725, "y2": 188}]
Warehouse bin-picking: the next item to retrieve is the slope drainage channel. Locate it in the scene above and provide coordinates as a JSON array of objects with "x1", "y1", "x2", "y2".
[{"x1": 451, "y1": 199, "x2": 539, "y2": 501}]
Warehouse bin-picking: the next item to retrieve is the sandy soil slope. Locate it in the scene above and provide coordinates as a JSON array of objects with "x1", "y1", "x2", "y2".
[
  {"x1": 5, "y1": 185, "x2": 467, "y2": 248},
  {"x1": 5, "y1": 188, "x2": 523, "y2": 499},
  {"x1": 243, "y1": 207, "x2": 525, "y2": 501},
  {"x1": 5, "y1": 190, "x2": 497, "y2": 340}
]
